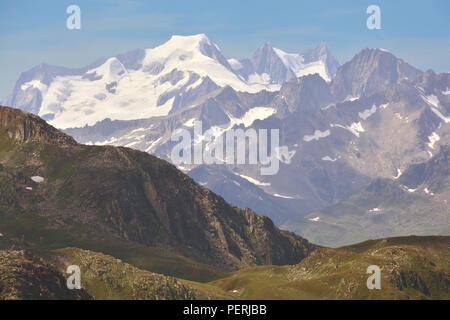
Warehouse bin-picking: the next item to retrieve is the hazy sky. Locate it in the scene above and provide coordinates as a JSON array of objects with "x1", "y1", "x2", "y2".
[{"x1": 1, "y1": 0, "x2": 449, "y2": 100}]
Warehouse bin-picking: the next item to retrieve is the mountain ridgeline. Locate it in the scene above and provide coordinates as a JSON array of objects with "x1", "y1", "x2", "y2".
[{"x1": 0, "y1": 105, "x2": 316, "y2": 272}]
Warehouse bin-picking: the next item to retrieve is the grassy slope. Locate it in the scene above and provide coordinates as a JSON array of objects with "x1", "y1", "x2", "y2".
[
  {"x1": 52, "y1": 247, "x2": 232, "y2": 300},
  {"x1": 208, "y1": 236, "x2": 450, "y2": 300}
]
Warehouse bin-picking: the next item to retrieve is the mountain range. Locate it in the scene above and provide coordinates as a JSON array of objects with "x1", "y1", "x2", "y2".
[
  {"x1": 0, "y1": 105, "x2": 449, "y2": 300},
  {"x1": 3, "y1": 34, "x2": 450, "y2": 248}
]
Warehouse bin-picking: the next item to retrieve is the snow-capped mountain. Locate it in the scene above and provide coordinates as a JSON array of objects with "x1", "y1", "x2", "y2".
[
  {"x1": 231, "y1": 42, "x2": 339, "y2": 84},
  {"x1": 4, "y1": 34, "x2": 338, "y2": 129},
  {"x1": 4, "y1": 34, "x2": 450, "y2": 246}
]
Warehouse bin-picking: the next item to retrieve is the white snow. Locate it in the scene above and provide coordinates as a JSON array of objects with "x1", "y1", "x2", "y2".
[
  {"x1": 21, "y1": 80, "x2": 48, "y2": 94},
  {"x1": 443, "y1": 89, "x2": 450, "y2": 95},
  {"x1": 428, "y1": 132, "x2": 440, "y2": 149},
  {"x1": 358, "y1": 104, "x2": 377, "y2": 120},
  {"x1": 31, "y1": 176, "x2": 44, "y2": 183},
  {"x1": 309, "y1": 217, "x2": 320, "y2": 222},
  {"x1": 403, "y1": 186, "x2": 417, "y2": 193},
  {"x1": 430, "y1": 107, "x2": 450, "y2": 123},
  {"x1": 236, "y1": 173, "x2": 271, "y2": 186},
  {"x1": 394, "y1": 168, "x2": 402, "y2": 179},
  {"x1": 331, "y1": 122, "x2": 365, "y2": 137},
  {"x1": 247, "y1": 73, "x2": 271, "y2": 85},
  {"x1": 87, "y1": 57, "x2": 127, "y2": 84},
  {"x1": 142, "y1": 34, "x2": 276, "y2": 93},
  {"x1": 183, "y1": 118, "x2": 197, "y2": 127},
  {"x1": 303, "y1": 129, "x2": 330, "y2": 142},
  {"x1": 227, "y1": 107, "x2": 276, "y2": 128},
  {"x1": 321, "y1": 156, "x2": 337, "y2": 162},
  {"x1": 424, "y1": 188, "x2": 435, "y2": 196},
  {"x1": 176, "y1": 165, "x2": 190, "y2": 172},
  {"x1": 369, "y1": 207, "x2": 381, "y2": 212},
  {"x1": 379, "y1": 103, "x2": 389, "y2": 109},
  {"x1": 145, "y1": 137, "x2": 163, "y2": 152},
  {"x1": 344, "y1": 95, "x2": 360, "y2": 102},
  {"x1": 130, "y1": 127, "x2": 146, "y2": 134},
  {"x1": 421, "y1": 95, "x2": 440, "y2": 109},
  {"x1": 272, "y1": 193, "x2": 295, "y2": 199},
  {"x1": 25, "y1": 187, "x2": 33, "y2": 191},
  {"x1": 321, "y1": 103, "x2": 335, "y2": 110},
  {"x1": 227, "y1": 59, "x2": 243, "y2": 71},
  {"x1": 272, "y1": 48, "x2": 330, "y2": 82},
  {"x1": 34, "y1": 34, "x2": 286, "y2": 129},
  {"x1": 96, "y1": 136, "x2": 119, "y2": 146}
]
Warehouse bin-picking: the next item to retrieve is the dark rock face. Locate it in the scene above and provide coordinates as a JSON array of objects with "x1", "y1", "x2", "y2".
[
  {"x1": 0, "y1": 250, "x2": 92, "y2": 300},
  {"x1": 0, "y1": 106, "x2": 316, "y2": 271},
  {"x1": 0, "y1": 106, "x2": 77, "y2": 146}
]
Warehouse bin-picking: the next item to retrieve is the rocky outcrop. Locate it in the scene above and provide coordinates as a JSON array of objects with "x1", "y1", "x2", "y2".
[
  {"x1": 0, "y1": 106, "x2": 77, "y2": 146},
  {"x1": 0, "y1": 250, "x2": 92, "y2": 300}
]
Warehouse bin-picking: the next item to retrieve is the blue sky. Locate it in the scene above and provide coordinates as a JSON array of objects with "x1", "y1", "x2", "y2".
[{"x1": 0, "y1": 0, "x2": 449, "y2": 100}]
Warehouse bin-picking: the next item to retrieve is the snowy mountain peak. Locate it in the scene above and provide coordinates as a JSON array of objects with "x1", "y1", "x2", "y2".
[
  {"x1": 87, "y1": 57, "x2": 127, "y2": 84},
  {"x1": 5, "y1": 34, "x2": 341, "y2": 129}
]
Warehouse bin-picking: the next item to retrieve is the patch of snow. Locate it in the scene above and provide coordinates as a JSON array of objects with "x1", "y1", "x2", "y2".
[
  {"x1": 322, "y1": 156, "x2": 337, "y2": 162},
  {"x1": 430, "y1": 107, "x2": 450, "y2": 123},
  {"x1": 303, "y1": 129, "x2": 330, "y2": 142},
  {"x1": 145, "y1": 137, "x2": 163, "y2": 152},
  {"x1": 369, "y1": 207, "x2": 381, "y2": 212},
  {"x1": 31, "y1": 176, "x2": 44, "y2": 183},
  {"x1": 309, "y1": 217, "x2": 320, "y2": 222},
  {"x1": 394, "y1": 168, "x2": 402, "y2": 179},
  {"x1": 358, "y1": 104, "x2": 377, "y2": 120},
  {"x1": 227, "y1": 107, "x2": 276, "y2": 128},
  {"x1": 331, "y1": 122, "x2": 364, "y2": 137},
  {"x1": 176, "y1": 165, "x2": 190, "y2": 172},
  {"x1": 96, "y1": 136, "x2": 119, "y2": 146},
  {"x1": 235, "y1": 173, "x2": 271, "y2": 186},
  {"x1": 379, "y1": 103, "x2": 389, "y2": 109},
  {"x1": 428, "y1": 132, "x2": 440, "y2": 149},
  {"x1": 247, "y1": 72, "x2": 271, "y2": 85},
  {"x1": 130, "y1": 127, "x2": 146, "y2": 134},
  {"x1": 421, "y1": 95, "x2": 440, "y2": 109},
  {"x1": 321, "y1": 103, "x2": 335, "y2": 110},
  {"x1": 344, "y1": 95, "x2": 360, "y2": 102},
  {"x1": 272, "y1": 193, "x2": 295, "y2": 199},
  {"x1": 183, "y1": 118, "x2": 197, "y2": 128},
  {"x1": 25, "y1": 187, "x2": 33, "y2": 191},
  {"x1": 443, "y1": 89, "x2": 450, "y2": 95}
]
